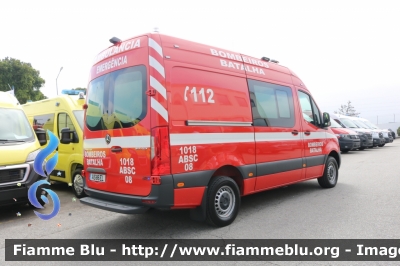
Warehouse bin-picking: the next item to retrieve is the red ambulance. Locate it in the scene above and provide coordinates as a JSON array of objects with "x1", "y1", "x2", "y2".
[{"x1": 80, "y1": 33, "x2": 341, "y2": 227}]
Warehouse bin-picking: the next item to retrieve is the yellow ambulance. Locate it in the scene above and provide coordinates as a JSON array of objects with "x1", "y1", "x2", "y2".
[
  {"x1": 0, "y1": 91, "x2": 48, "y2": 206},
  {"x1": 23, "y1": 91, "x2": 86, "y2": 198}
]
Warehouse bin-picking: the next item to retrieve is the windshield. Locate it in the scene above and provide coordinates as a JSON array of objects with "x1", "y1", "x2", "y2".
[
  {"x1": 73, "y1": 110, "x2": 84, "y2": 130},
  {"x1": 337, "y1": 118, "x2": 358, "y2": 128},
  {"x1": 0, "y1": 108, "x2": 34, "y2": 142},
  {"x1": 329, "y1": 118, "x2": 343, "y2": 128},
  {"x1": 86, "y1": 65, "x2": 147, "y2": 131},
  {"x1": 362, "y1": 120, "x2": 378, "y2": 129},
  {"x1": 352, "y1": 119, "x2": 370, "y2": 129}
]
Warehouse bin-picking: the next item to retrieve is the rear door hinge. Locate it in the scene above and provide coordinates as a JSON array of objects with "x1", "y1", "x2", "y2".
[{"x1": 146, "y1": 89, "x2": 156, "y2": 96}]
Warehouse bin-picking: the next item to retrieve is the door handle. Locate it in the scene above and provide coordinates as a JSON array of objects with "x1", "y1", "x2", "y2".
[
  {"x1": 111, "y1": 146, "x2": 122, "y2": 153},
  {"x1": 304, "y1": 131, "x2": 311, "y2": 136},
  {"x1": 292, "y1": 130, "x2": 299, "y2": 135}
]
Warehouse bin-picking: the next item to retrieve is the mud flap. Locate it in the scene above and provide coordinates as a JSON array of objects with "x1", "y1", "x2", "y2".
[{"x1": 189, "y1": 186, "x2": 208, "y2": 222}]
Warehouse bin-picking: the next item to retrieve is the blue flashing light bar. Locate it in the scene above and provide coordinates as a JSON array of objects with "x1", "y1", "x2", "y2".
[{"x1": 61, "y1": 89, "x2": 86, "y2": 95}]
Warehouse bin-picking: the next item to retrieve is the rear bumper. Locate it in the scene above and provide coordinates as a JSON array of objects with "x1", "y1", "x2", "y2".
[
  {"x1": 80, "y1": 175, "x2": 174, "y2": 214},
  {"x1": 0, "y1": 161, "x2": 48, "y2": 206}
]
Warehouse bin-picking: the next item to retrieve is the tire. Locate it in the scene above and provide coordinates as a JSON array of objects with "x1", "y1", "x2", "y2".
[
  {"x1": 206, "y1": 176, "x2": 240, "y2": 227},
  {"x1": 317, "y1": 157, "x2": 338, "y2": 188},
  {"x1": 378, "y1": 144, "x2": 384, "y2": 147},
  {"x1": 358, "y1": 147, "x2": 365, "y2": 150},
  {"x1": 72, "y1": 168, "x2": 86, "y2": 198},
  {"x1": 341, "y1": 149, "x2": 349, "y2": 153}
]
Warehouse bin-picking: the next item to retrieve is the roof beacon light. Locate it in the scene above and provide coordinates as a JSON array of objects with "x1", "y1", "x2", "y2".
[
  {"x1": 271, "y1": 59, "x2": 279, "y2": 64},
  {"x1": 261, "y1": 57, "x2": 270, "y2": 62},
  {"x1": 109, "y1": 37, "x2": 122, "y2": 45}
]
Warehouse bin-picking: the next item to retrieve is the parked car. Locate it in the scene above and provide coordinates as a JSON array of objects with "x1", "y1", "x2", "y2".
[
  {"x1": 349, "y1": 118, "x2": 385, "y2": 147},
  {"x1": 358, "y1": 118, "x2": 392, "y2": 144},
  {"x1": 331, "y1": 113, "x2": 372, "y2": 150},
  {"x1": 329, "y1": 119, "x2": 361, "y2": 153},
  {"x1": 388, "y1": 129, "x2": 396, "y2": 139}
]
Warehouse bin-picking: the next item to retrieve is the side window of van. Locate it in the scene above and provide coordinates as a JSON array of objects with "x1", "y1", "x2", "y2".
[
  {"x1": 58, "y1": 113, "x2": 76, "y2": 137},
  {"x1": 298, "y1": 91, "x2": 322, "y2": 126},
  {"x1": 33, "y1": 114, "x2": 55, "y2": 139},
  {"x1": 248, "y1": 79, "x2": 295, "y2": 127}
]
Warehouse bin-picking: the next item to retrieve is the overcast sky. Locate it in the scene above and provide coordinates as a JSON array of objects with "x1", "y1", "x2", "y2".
[{"x1": 2, "y1": 0, "x2": 400, "y2": 125}]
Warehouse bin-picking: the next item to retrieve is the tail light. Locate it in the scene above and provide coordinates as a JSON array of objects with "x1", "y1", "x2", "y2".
[{"x1": 150, "y1": 126, "x2": 171, "y2": 175}]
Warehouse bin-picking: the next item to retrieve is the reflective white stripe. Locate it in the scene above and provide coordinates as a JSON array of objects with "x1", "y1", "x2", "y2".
[
  {"x1": 255, "y1": 132, "x2": 301, "y2": 142},
  {"x1": 84, "y1": 136, "x2": 150, "y2": 149},
  {"x1": 326, "y1": 132, "x2": 337, "y2": 139},
  {"x1": 150, "y1": 75, "x2": 167, "y2": 100},
  {"x1": 149, "y1": 55, "x2": 165, "y2": 78},
  {"x1": 151, "y1": 97, "x2": 168, "y2": 122},
  {"x1": 84, "y1": 131, "x2": 336, "y2": 148},
  {"x1": 148, "y1": 38, "x2": 163, "y2": 57},
  {"x1": 303, "y1": 132, "x2": 326, "y2": 139},
  {"x1": 170, "y1": 133, "x2": 254, "y2": 146},
  {"x1": 186, "y1": 120, "x2": 253, "y2": 127}
]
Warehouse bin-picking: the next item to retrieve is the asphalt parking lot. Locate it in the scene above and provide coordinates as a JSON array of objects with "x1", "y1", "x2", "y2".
[{"x1": 1, "y1": 140, "x2": 400, "y2": 266}]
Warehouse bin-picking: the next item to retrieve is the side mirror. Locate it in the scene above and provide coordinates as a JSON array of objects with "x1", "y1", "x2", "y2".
[
  {"x1": 60, "y1": 127, "x2": 79, "y2": 144},
  {"x1": 323, "y1": 112, "x2": 331, "y2": 127},
  {"x1": 35, "y1": 129, "x2": 47, "y2": 146}
]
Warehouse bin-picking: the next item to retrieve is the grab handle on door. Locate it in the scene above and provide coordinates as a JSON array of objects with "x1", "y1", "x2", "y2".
[
  {"x1": 304, "y1": 131, "x2": 311, "y2": 136},
  {"x1": 111, "y1": 146, "x2": 122, "y2": 153},
  {"x1": 292, "y1": 130, "x2": 299, "y2": 135}
]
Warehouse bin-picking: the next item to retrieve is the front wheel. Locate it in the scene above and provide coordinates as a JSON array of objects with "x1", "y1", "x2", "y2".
[
  {"x1": 72, "y1": 168, "x2": 86, "y2": 198},
  {"x1": 318, "y1": 157, "x2": 338, "y2": 188},
  {"x1": 206, "y1": 176, "x2": 240, "y2": 227}
]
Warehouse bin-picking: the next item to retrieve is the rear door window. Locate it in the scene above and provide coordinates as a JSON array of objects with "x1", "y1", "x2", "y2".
[{"x1": 86, "y1": 65, "x2": 147, "y2": 131}]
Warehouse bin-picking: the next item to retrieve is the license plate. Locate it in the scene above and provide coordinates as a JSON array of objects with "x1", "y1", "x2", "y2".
[{"x1": 90, "y1": 173, "x2": 106, "y2": 182}]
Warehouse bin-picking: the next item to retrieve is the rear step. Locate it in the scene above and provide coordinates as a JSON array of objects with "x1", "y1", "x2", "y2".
[{"x1": 80, "y1": 197, "x2": 149, "y2": 214}]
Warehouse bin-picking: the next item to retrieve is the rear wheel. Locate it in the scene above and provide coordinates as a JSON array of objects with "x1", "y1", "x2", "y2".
[
  {"x1": 318, "y1": 157, "x2": 338, "y2": 188},
  {"x1": 341, "y1": 149, "x2": 349, "y2": 153},
  {"x1": 206, "y1": 176, "x2": 240, "y2": 227},
  {"x1": 72, "y1": 168, "x2": 86, "y2": 198},
  {"x1": 358, "y1": 147, "x2": 365, "y2": 150}
]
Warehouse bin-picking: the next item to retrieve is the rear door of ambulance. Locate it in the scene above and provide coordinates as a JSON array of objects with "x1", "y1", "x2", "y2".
[{"x1": 83, "y1": 35, "x2": 155, "y2": 197}]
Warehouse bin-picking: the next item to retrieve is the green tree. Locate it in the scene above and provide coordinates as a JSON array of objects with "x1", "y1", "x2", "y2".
[
  {"x1": 334, "y1": 100, "x2": 360, "y2": 117},
  {"x1": 0, "y1": 57, "x2": 46, "y2": 103}
]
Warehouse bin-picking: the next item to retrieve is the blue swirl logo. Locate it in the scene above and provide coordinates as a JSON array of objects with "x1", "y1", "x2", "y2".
[{"x1": 28, "y1": 130, "x2": 60, "y2": 220}]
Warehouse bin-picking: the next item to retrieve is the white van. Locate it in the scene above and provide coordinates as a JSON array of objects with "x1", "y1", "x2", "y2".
[{"x1": 358, "y1": 118, "x2": 392, "y2": 144}]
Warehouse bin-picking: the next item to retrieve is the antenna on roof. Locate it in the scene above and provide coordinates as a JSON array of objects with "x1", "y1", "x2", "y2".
[{"x1": 154, "y1": 27, "x2": 159, "y2": 33}]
